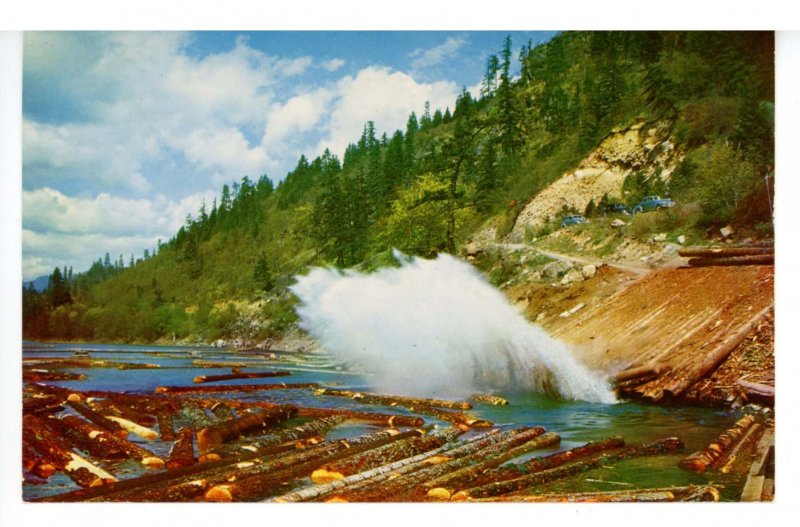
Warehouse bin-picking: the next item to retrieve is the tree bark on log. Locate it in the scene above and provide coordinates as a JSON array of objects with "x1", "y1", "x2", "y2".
[
  {"x1": 180, "y1": 403, "x2": 216, "y2": 430},
  {"x1": 737, "y1": 380, "x2": 774, "y2": 406},
  {"x1": 421, "y1": 430, "x2": 559, "y2": 496},
  {"x1": 157, "y1": 413, "x2": 176, "y2": 441},
  {"x1": 718, "y1": 423, "x2": 763, "y2": 474},
  {"x1": 336, "y1": 428, "x2": 537, "y2": 502},
  {"x1": 67, "y1": 400, "x2": 128, "y2": 438},
  {"x1": 167, "y1": 427, "x2": 196, "y2": 469},
  {"x1": 23, "y1": 395, "x2": 65, "y2": 415},
  {"x1": 23, "y1": 370, "x2": 86, "y2": 382},
  {"x1": 86, "y1": 397, "x2": 158, "y2": 427},
  {"x1": 196, "y1": 405, "x2": 297, "y2": 453},
  {"x1": 105, "y1": 416, "x2": 159, "y2": 440},
  {"x1": 154, "y1": 381, "x2": 316, "y2": 394},
  {"x1": 453, "y1": 437, "x2": 684, "y2": 500},
  {"x1": 201, "y1": 428, "x2": 429, "y2": 502},
  {"x1": 687, "y1": 255, "x2": 774, "y2": 267},
  {"x1": 23, "y1": 439, "x2": 57, "y2": 479},
  {"x1": 679, "y1": 247, "x2": 774, "y2": 258},
  {"x1": 402, "y1": 404, "x2": 492, "y2": 428},
  {"x1": 216, "y1": 416, "x2": 345, "y2": 458},
  {"x1": 23, "y1": 414, "x2": 118, "y2": 487},
  {"x1": 470, "y1": 394, "x2": 509, "y2": 406},
  {"x1": 36, "y1": 431, "x2": 334, "y2": 502},
  {"x1": 193, "y1": 371, "x2": 293, "y2": 383},
  {"x1": 613, "y1": 364, "x2": 670, "y2": 384},
  {"x1": 273, "y1": 430, "x2": 494, "y2": 502},
  {"x1": 469, "y1": 485, "x2": 719, "y2": 502},
  {"x1": 663, "y1": 305, "x2": 773, "y2": 398},
  {"x1": 679, "y1": 415, "x2": 756, "y2": 473},
  {"x1": 55, "y1": 414, "x2": 165, "y2": 467},
  {"x1": 312, "y1": 387, "x2": 472, "y2": 410},
  {"x1": 313, "y1": 427, "x2": 464, "y2": 482},
  {"x1": 209, "y1": 402, "x2": 235, "y2": 420}
]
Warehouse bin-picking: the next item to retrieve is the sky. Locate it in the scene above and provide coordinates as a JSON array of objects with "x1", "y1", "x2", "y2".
[{"x1": 21, "y1": 30, "x2": 557, "y2": 281}]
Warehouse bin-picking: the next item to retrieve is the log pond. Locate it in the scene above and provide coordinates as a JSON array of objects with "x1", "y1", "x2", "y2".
[{"x1": 22, "y1": 340, "x2": 768, "y2": 502}]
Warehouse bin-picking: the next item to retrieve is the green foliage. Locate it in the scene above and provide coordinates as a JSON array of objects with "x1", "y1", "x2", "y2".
[{"x1": 25, "y1": 31, "x2": 773, "y2": 345}]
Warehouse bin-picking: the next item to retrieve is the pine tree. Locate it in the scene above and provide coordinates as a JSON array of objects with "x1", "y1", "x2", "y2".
[
  {"x1": 48, "y1": 267, "x2": 72, "y2": 308},
  {"x1": 253, "y1": 252, "x2": 272, "y2": 293}
]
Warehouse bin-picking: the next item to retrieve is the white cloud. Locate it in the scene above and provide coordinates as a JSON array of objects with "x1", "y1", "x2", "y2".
[
  {"x1": 410, "y1": 36, "x2": 467, "y2": 70},
  {"x1": 316, "y1": 67, "x2": 459, "y2": 158},
  {"x1": 23, "y1": 187, "x2": 213, "y2": 238},
  {"x1": 262, "y1": 88, "x2": 334, "y2": 147},
  {"x1": 322, "y1": 58, "x2": 346, "y2": 72}
]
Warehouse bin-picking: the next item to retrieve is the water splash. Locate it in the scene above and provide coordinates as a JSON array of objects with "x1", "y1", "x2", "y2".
[{"x1": 290, "y1": 251, "x2": 616, "y2": 404}]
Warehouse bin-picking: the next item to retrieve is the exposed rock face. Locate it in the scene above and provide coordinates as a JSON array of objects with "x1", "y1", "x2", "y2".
[
  {"x1": 509, "y1": 121, "x2": 683, "y2": 241},
  {"x1": 542, "y1": 260, "x2": 573, "y2": 279}
]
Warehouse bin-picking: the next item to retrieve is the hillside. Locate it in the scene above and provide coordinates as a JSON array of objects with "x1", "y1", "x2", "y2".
[{"x1": 23, "y1": 31, "x2": 775, "y2": 345}]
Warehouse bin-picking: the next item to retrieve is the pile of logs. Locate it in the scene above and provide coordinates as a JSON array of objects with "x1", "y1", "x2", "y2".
[
  {"x1": 24, "y1": 378, "x2": 748, "y2": 503},
  {"x1": 679, "y1": 245, "x2": 774, "y2": 267}
]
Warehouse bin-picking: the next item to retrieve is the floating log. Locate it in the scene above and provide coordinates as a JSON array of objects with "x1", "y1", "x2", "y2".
[
  {"x1": 312, "y1": 387, "x2": 472, "y2": 410},
  {"x1": 23, "y1": 414, "x2": 118, "y2": 488},
  {"x1": 679, "y1": 247, "x2": 774, "y2": 258},
  {"x1": 180, "y1": 403, "x2": 216, "y2": 430},
  {"x1": 196, "y1": 405, "x2": 297, "y2": 453},
  {"x1": 403, "y1": 404, "x2": 491, "y2": 428},
  {"x1": 167, "y1": 428, "x2": 196, "y2": 469},
  {"x1": 23, "y1": 395, "x2": 65, "y2": 415},
  {"x1": 23, "y1": 370, "x2": 86, "y2": 382},
  {"x1": 679, "y1": 415, "x2": 756, "y2": 473},
  {"x1": 155, "y1": 381, "x2": 313, "y2": 394},
  {"x1": 313, "y1": 427, "x2": 464, "y2": 483},
  {"x1": 157, "y1": 413, "x2": 176, "y2": 441},
  {"x1": 23, "y1": 439, "x2": 57, "y2": 479},
  {"x1": 67, "y1": 400, "x2": 128, "y2": 438},
  {"x1": 273, "y1": 430, "x2": 497, "y2": 502},
  {"x1": 718, "y1": 423, "x2": 763, "y2": 473},
  {"x1": 56, "y1": 415, "x2": 165, "y2": 467},
  {"x1": 613, "y1": 363, "x2": 671, "y2": 384},
  {"x1": 469, "y1": 394, "x2": 509, "y2": 406},
  {"x1": 105, "y1": 416, "x2": 159, "y2": 440},
  {"x1": 737, "y1": 380, "x2": 775, "y2": 406},
  {"x1": 216, "y1": 416, "x2": 345, "y2": 457},
  {"x1": 42, "y1": 415, "x2": 130, "y2": 461},
  {"x1": 201, "y1": 428, "x2": 430, "y2": 502},
  {"x1": 421, "y1": 430, "x2": 559, "y2": 495},
  {"x1": 193, "y1": 371, "x2": 292, "y2": 383},
  {"x1": 471, "y1": 485, "x2": 720, "y2": 502},
  {"x1": 664, "y1": 305, "x2": 773, "y2": 398},
  {"x1": 336, "y1": 428, "x2": 535, "y2": 502},
  {"x1": 86, "y1": 397, "x2": 158, "y2": 427},
  {"x1": 454, "y1": 437, "x2": 684, "y2": 500},
  {"x1": 687, "y1": 255, "x2": 774, "y2": 267},
  {"x1": 292, "y1": 406, "x2": 425, "y2": 428},
  {"x1": 37, "y1": 430, "x2": 335, "y2": 502}
]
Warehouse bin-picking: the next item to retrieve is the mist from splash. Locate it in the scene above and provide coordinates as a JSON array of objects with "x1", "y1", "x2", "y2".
[{"x1": 290, "y1": 251, "x2": 617, "y2": 404}]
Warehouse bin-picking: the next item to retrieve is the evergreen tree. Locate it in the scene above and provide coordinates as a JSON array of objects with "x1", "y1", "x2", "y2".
[
  {"x1": 47, "y1": 267, "x2": 72, "y2": 308},
  {"x1": 253, "y1": 252, "x2": 273, "y2": 293}
]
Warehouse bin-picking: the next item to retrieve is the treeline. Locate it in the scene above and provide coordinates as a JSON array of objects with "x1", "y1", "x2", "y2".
[{"x1": 23, "y1": 31, "x2": 774, "y2": 344}]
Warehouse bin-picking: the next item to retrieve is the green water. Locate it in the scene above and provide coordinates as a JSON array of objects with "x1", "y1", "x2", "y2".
[{"x1": 23, "y1": 341, "x2": 751, "y2": 501}]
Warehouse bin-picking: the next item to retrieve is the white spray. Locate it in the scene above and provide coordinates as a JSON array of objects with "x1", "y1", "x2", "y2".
[{"x1": 290, "y1": 251, "x2": 617, "y2": 404}]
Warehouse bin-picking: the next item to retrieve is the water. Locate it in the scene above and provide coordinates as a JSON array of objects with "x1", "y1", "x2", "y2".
[
  {"x1": 23, "y1": 340, "x2": 748, "y2": 501},
  {"x1": 291, "y1": 252, "x2": 616, "y2": 403}
]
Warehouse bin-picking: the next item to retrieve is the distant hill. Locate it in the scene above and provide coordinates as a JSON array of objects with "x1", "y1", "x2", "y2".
[{"x1": 24, "y1": 275, "x2": 49, "y2": 293}]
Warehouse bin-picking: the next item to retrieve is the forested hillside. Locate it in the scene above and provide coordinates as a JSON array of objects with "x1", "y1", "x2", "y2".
[{"x1": 23, "y1": 31, "x2": 774, "y2": 344}]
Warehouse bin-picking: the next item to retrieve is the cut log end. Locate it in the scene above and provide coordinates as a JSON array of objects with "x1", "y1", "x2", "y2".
[
  {"x1": 141, "y1": 456, "x2": 166, "y2": 468},
  {"x1": 325, "y1": 497, "x2": 349, "y2": 503},
  {"x1": 450, "y1": 491, "x2": 469, "y2": 501},
  {"x1": 427, "y1": 487, "x2": 452, "y2": 500},
  {"x1": 67, "y1": 393, "x2": 82, "y2": 403},
  {"x1": 204, "y1": 485, "x2": 233, "y2": 502},
  {"x1": 311, "y1": 468, "x2": 345, "y2": 484}
]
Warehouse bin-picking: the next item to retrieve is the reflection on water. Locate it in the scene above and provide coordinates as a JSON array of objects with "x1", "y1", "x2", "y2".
[{"x1": 23, "y1": 341, "x2": 747, "y2": 501}]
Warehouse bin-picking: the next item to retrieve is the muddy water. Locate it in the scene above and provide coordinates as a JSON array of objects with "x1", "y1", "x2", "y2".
[{"x1": 23, "y1": 341, "x2": 749, "y2": 501}]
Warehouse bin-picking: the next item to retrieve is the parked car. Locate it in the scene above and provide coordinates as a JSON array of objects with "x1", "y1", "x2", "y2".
[
  {"x1": 632, "y1": 196, "x2": 675, "y2": 214},
  {"x1": 560, "y1": 214, "x2": 586, "y2": 228}
]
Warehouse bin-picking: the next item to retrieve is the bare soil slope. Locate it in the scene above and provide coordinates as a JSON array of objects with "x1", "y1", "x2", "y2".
[{"x1": 510, "y1": 264, "x2": 774, "y2": 406}]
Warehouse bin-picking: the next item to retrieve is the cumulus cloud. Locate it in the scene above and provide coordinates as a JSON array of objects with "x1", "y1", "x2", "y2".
[
  {"x1": 322, "y1": 58, "x2": 346, "y2": 72},
  {"x1": 409, "y1": 36, "x2": 467, "y2": 70},
  {"x1": 316, "y1": 67, "x2": 458, "y2": 157}
]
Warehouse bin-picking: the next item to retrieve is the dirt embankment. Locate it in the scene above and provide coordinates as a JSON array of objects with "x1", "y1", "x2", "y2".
[{"x1": 508, "y1": 263, "x2": 774, "y2": 408}]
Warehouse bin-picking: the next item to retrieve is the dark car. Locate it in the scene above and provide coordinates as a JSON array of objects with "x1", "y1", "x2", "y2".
[
  {"x1": 560, "y1": 214, "x2": 586, "y2": 228},
  {"x1": 632, "y1": 195, "x2": 675, "y2": 214}
]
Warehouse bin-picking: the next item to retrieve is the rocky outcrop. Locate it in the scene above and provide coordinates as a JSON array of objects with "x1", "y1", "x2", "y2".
[{"x1": 509, "y1": 121, "x2": 683, "y2": 241}]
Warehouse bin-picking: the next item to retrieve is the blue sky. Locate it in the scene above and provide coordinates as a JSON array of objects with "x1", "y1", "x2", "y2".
[{"x1": 22, "y1": 30, "x2": 557, "y2": 280}]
